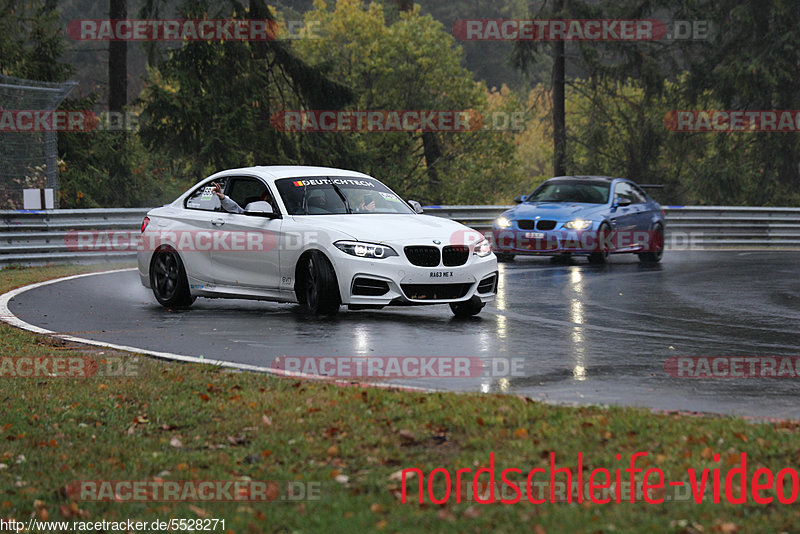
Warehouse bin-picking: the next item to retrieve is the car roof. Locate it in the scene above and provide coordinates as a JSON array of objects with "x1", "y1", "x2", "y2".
[
  {"x1": 214, "y1": 165, "x2": 374, "y2": 182},
  {"x1": 546, "y1": 175, "x2": 620, "y2": 183}
]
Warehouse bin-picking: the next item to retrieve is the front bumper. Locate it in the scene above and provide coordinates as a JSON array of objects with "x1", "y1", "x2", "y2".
[{"x1": 331, "y1": 250, "x2": 498, "y2": 306}]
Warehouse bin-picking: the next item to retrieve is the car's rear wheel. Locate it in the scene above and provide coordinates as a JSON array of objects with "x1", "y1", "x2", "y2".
[
  {"x1": 588, "y1": 223, "x2": 611, "y2": 264},
  {"x1": 150, "y1": 248, "x2": 194, "y2": 308},
  {"x1": 638, "y1": 224, "x2": 664, "y2": 263},
  {"x1": 495, "y1": 253, "x2": 515, "y2": 262},
  {"x1": 297, "y1": 251, "x2": 340, "y2": 316},
  {"x1": 450, "y1": 295, "x2": 485, "y2": 318}
]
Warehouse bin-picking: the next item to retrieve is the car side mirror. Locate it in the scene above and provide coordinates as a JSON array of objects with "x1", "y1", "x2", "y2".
[
  {"x1": 244, "y1": 201, "x2": 280, "y2": 218},
  {"x1": 408, "y1": 200, "x2": 424, "y2": 214},
  {"x1": 514, "y1": 195, "x2": 527, "y2": 204},
  {"x1": 613, "y1": 196, "x2": 631, "y2": 208}
]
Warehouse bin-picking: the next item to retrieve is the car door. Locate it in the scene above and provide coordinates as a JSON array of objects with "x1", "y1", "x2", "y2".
[
  {"x1": 608, "y1": 181, "x2": 644, "y2": 250},
  {"x1": 610, "y1": 182, "x2": 642, "y2": 228},
  {"x1": 173, "y1": 178, "x2": 228, "y2": 284},
  {"x1": 210, "y1": 176, "x2": 283, "y2": 289},
  {"x1": 629, "y1": 183, "x2": 655, "y2": 229}
]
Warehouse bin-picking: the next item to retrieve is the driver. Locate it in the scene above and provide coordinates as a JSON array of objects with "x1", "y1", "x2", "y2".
[
  {"x1": 358, "y1": 193, "x2": 376, "y2": 212},
  {"x1": 212, "y1": 182, "x2": 271, "y2": 214}
]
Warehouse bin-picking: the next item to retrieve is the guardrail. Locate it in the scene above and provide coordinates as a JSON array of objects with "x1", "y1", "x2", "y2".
[
  {"x1": 1, "y1": 205, "x2": 799, "y2": 267},
  {"x1": 1, "y1": 208, "x2": 149, "y2": 266}
]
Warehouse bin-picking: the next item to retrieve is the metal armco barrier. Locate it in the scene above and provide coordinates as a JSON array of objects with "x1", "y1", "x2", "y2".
[
  {"x1": 1, "y1": 205, "x2": 799, "y2": 267},
  {"x1": 1, "y1": 208, "x2": 149, "y2": 266},
  {"x1": 422, "y1": 205, "x2": 800, "y2": 250}
]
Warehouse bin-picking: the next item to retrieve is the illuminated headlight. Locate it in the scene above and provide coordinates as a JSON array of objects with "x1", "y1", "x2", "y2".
[
  {"x1": 334, "y1": 241, "x2": 398, "y2": 259},
  {"x1": 495, "y1": 216, "x2": 512, "y2": 228},
  {"x1": 563, "y1": 219, "x2": 592, "y2": 230},
  {"x1": 473, "y1": 238, "x2": 492, "y2": 257}
]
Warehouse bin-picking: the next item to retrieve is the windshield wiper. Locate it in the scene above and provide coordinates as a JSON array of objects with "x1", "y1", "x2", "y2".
[{"x1": 329, "y1": 181, "x2": 352, "y2": 214}]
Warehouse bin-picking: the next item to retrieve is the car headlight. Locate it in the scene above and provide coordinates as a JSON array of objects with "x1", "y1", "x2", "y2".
[
  {"x1": 473, "y1": 237, "x2": 492, "y2": 257},
  {"x1": 495, "y1": 216, "x2": 512, "y2": 228},
  {"x1": 334, "y1": 241, "x2": 398, "y2": 259},
  {"x1": 563, "y1": 219, "x2": 592, "y2": 230}
]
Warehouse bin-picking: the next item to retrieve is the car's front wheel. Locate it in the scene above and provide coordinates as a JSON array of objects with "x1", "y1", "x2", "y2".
[
  {"x1": 638, "y1": 224, "x2": 664, "y2": 263},
  {"x1": 149, "y1": 248, "x2": 194, "y2": 308},
  {"x1": 588, "y1": 223, "x2": 611, "y2": 264},
  {"x1": 450, "y1": 295, "x2": 485, "y2": 318},
  {"x1": 297, "y1": 251, "x2": 341, "y2": 316}
]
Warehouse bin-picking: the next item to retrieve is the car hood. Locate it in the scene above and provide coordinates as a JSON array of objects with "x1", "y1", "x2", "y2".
[
  {"x1": 505, "y1": 202, "x2": 608, "y2": 221},
  {"x1": 291, "y1": 214, "x2": 480, "y2": 244}
]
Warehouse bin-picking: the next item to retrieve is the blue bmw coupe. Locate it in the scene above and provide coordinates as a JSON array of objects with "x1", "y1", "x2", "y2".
[{"x1": 492, "y1": 176, "x2": 665, "y2": 264}]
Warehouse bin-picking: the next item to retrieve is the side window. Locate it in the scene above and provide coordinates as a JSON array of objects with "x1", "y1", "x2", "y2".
[
  {"x1": 225, "y1": 177, "x2": 275, "y2": 213},
  {"x1": 630, "y1": 185, "x2": 648, "y2": 204},
  {"x1": 614, "y1": 182, "x2": 640, "y2": 205},
  {"x1": 185, "y1": 178, "x2": 225, "y2": 212}
]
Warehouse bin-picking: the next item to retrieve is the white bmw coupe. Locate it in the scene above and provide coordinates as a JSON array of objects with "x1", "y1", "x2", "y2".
[{"x1": 137, "y1": 166, "x2": 497, "y2": 316}]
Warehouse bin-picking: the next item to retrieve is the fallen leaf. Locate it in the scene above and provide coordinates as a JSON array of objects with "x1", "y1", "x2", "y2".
[
  {"x1": 389, "y1": 469, "x2": 414, "y2": 482},
  {"x1": 436, "y1": 509, "x2": 456, "y2": 521},
  {"x1": 189, "y1": 505, "x2": 209, "y2": 518},
  {"x1": 170, "y1": 437, "x2": 183, "y2": 449},
  {"x1": 227, "y1": 435, "x2": 247, "y2": 445},
  {"x1": 398, "y1": 430, "x2": 417, "y2": 445},
  {"x1": 462, "y1": 505, "x2": 481, "y2": 519}
]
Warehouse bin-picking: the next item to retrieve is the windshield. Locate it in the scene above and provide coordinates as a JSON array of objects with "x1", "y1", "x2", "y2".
[
  {"x1": 275, "y1": 176, "x2": 415, "y2": 215},
  {"x1": 527, "y1": 181, "x2": 610, "y2": 204}
]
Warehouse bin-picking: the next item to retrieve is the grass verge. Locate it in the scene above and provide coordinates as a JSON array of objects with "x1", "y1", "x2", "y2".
[{"x1": 1, "y1": 264, "x2": 799, "y2": 533}]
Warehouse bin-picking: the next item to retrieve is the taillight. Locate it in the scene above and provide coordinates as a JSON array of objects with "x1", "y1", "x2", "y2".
[{"x1": 141, "y1": 216, "x2": 150, "y2": 233}]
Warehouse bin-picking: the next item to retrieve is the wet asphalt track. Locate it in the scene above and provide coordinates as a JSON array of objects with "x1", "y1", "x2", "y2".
[{"x1": 6, "y1": 250, "x2": 800, "y2": 419}]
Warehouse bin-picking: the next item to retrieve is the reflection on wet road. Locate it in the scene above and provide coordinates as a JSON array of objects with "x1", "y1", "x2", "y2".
[{"x1": 7, "y1": 251, "x2": 800, "y2": 419}]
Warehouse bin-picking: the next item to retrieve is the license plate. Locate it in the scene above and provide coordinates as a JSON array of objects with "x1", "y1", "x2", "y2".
[{"x1": 524, "y1": 232, "x2": 545, "y2": 239}]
